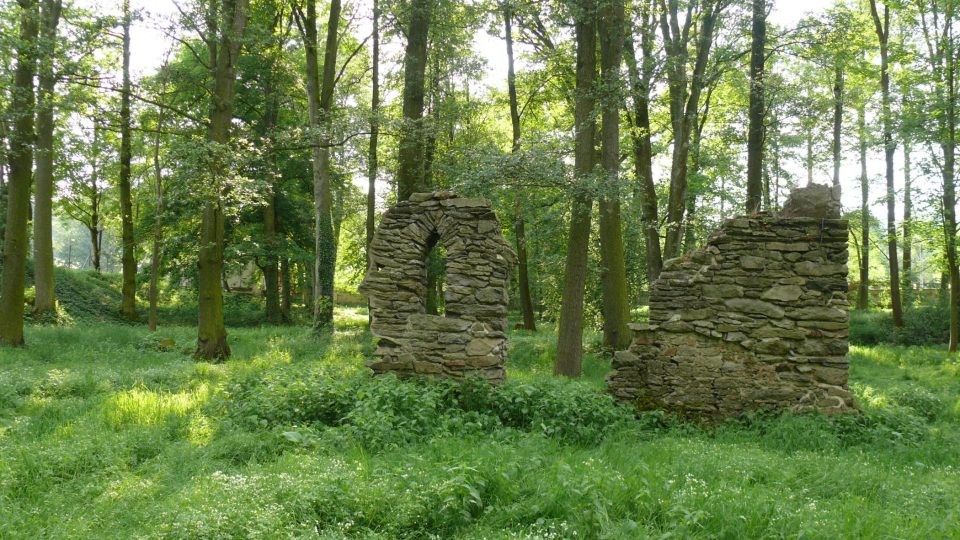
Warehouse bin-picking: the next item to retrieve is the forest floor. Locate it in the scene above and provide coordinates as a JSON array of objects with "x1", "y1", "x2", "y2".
[{"x1": 1, "y1": 308, "x2": 959, "y2": 538}]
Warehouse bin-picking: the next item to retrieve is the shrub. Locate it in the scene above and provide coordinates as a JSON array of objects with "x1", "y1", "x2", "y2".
[
  {"x1": 850, "y1": 304, "x2": 950, "y2": 346},
  {"x1": 887, "y1": 385, "x2": 947, "y2": 421},
  {"x1": 218, "y1": 369, "x2": 635, "y2": 449}
]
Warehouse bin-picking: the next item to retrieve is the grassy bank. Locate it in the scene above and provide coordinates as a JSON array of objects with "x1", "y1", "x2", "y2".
[{"x1": 1, "y1": 309, "x2": 958, "y2": 538}]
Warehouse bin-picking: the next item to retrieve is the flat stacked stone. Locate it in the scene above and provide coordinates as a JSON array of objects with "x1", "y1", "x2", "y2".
[
  {"x1": 359, "y1": 191, "x2": 516, "y2": 383},
  {"x1": 608, "y1": 184, "x2": 856, "y2": 418}
]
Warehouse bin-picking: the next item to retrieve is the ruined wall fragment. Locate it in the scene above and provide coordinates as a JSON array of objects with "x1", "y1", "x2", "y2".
[
  {"x1": 608, "y1": 185, "x2": 855, "y2": 418},
  {"x1": 360, "y1": 192, "x2": 516, "y2": 382}
]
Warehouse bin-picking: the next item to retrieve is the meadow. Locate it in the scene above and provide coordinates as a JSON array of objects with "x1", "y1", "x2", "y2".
[{"x1": 1, "y1": 301, "x2": 959, "y2": 538}]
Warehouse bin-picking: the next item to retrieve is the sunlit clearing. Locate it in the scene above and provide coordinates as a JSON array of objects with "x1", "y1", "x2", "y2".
[
  {"x1": 252, "y1": 347, "x2": 293, "y2": 369},
  {"x1": 335, "y1": 306, "x2": 369, "y2": 329},
  {"x1": 188, "y1": 412, "x2": 213, "y2": 446},
  {"x1": 104, "y1": 383, "x2": 209, "y2": 428}
]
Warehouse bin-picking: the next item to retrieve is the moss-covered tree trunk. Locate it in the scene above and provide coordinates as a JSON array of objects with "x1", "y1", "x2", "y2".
[
  {"x1": 0, "y1": 0, "x2": 39, "y2": 346},
  {"x1": 296, "y1": 0, "x2": 340, "y2": 332},
  {"x1": 555, "y1": 2, "x2": 597, "y2": 377},
  {"x1": 597, "y1": 0, "x2": 629, "y2": 351},
  {"x1": 0, "y1": 119, "x2": 7, "y2": 259},
  {"x1": 118, "y1": 0, "x2": 138, "y2": 322},
  {"x1": 260, "y1": 60, "x2": 281, "y2": 325},
  {"x1": 196, "y1": 0, "x2": 249, "y2": 360},
  {"x1": 32, "y1": 0, "x2": 62, "y2": 319},
  {"x1": 396, "y1": 0, "x2": 432, "y2": 201},
  {"x1": 745, "y1": 0, "x2": 765, "y2": 213},
  {"x1": 263, "y1": 192, "x2": 282, "y2": 324}
]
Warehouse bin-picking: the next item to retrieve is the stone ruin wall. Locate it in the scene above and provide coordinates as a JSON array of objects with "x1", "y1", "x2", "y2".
[
  {"x1": 359, "y1": 192, "x2": 516, "y2": 383},
  {"x1": 608, "y1": 185, "x2": 856, "y2": 418}
]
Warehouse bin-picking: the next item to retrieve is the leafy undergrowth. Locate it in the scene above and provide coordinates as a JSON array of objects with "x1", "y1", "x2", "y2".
[
  {"x1": 1, "y1": 312, "x2": 959, "y2": 538},
  {"x1": 850, "y1": 305, "x2": 953, "y2": 346}
]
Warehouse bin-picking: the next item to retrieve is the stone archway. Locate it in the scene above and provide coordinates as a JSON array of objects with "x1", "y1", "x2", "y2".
[{"x1": 359, "y1": 191, "x2": 516, "y2": 382}]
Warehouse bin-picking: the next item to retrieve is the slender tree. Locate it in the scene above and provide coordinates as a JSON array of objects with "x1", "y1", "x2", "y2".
[
  {"x1": 504, "y1": 1, "x2": 537, "y2": 331},
  {"x1": 745, "y1": 0, "x2": 765, "y2": 213},
  {"x1": 365, "y1": 0, "x2": 379, "y2": 258},
  {"x1": 148, "y1": 60, "x2": 170, "y2": 332},
  {"x1": 555, "y1": 0, "x2": 597, "y2": 377},
  {"x1": 294, "y1": 0, "x2": 341, "y2": 331},
  {"x1": 869, "y1": 0, "x2": 903, "y2": 327},
  {"x1": 659, "y1": 0, "x2": 727, "y2": 260},
  {"x1": 32, "y1": 0, "x2": 62, "y2": 318},
  {"x1": 902, "y1": 141, "x2": 912, "y2": 306},
  {"x1": 914, "y1": 0, "x2": 959, "y2": 350},
  {"x1": 0, "y1": 0, "x2": 39, "y2": 346},
  {"x1": 624, "y1": 0, "x2": 662, "y2": 285},
  {"x1": 196, "y1": 0, "x2": 250, "y2": 360},
  {"x1": 856, "y1": 101, "x2": 870, "y2": 311},
  {"x1": 118, "y1": 0, "x2": 138, "y2": 321},
  {"x1": 831, "y1": 65, "x2": 843, "y2": 196}
]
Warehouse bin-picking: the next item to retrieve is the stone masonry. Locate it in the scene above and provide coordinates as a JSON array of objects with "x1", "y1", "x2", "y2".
[
  {"x1": 359, "y1": 191, "x2": 516, "y2": 383},
  {"x1": 608, "y1": 184, "x2": 856, "y2": 418}
]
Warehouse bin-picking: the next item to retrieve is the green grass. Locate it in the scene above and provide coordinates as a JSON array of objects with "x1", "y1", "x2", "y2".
[{"x1": 1, "y1": 310, "x2": 959, "y2": 538}]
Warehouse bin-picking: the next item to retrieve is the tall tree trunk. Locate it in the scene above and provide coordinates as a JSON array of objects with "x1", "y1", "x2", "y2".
[
  {"x1": 263, "y1": 193, "x2": 281, "y2": 324},
  {"x1": 280, "y1": 257, "x2": 291, "y2": 320},
  {"x1": 504, "y1": 3, "x2": 537, "y2": 331},
  {"x1": 423, "y1": 56, "x2": 441, "y2": 315},
  {"x1": 869, "y1": 0, "x2": 903, "y2": 327},
  {"x1": 119, "y1": 0, "x2": 138, "y2": 321},
  {"x1": 902, "y1": 141, "x2": 912, "y2": 307},
  {"x1": 555, "y1": 3, "x2": 597, "y2": 377},
  {"x1": 90, "y1": 124, "x2": 102, "y2": 273},
  {"x1": 32, "y1": 0, "x2": 62, "y2": 319},
  {"x1": 0, "y1": 118, "x2": 7, "y2": 257},
  {"x1": 0, "y1": 0, "x2": 39, "y2": 346},
  {"x1": 365, "y1": 0, "x2": 380, "y2": 324},
  {"x1": 857, "y1": 103, "x2": 870, "y2": 310},
  {"x1": 422, "y1": 56, "x2": 440, "y2": 189},
  {"x1": 762, "y1": 163, "x2": 771, "y2": 210},
  {"x1": 661, "y1": 1, "x2": 723, "y2": 260},
  {"x1": 396, "y1": 0, "x2": 432, "y2": 200},
  {"x1": 943, "y1": 15, "x2": 959, "y2": 351},
  {"x1": 196, "y1": 0, "x2": 249, "y2": 360},
  {"x1": 148, "y1": 62, "x2": 169, "y2": 332},
  {"x1": 832, "y1": 65, "x2": 843, "y2": 197},
  {"x1": 624, "y1": 2, "x2": 661, "y2": 285},
  {"x1": 918, "y1": 0, "x2": 959, "y2": 350},
  {"x1": 296, "y1": 0, "x2": 341, "y2": 331},
  {"x1": 597, "y1": 0, "x2": 629, "y2": 350},
  {"x1": 745, "y1": 0, "x2": 765, "y2": 213},
  {"x1": 261, "y1": 65, "x2": 281, "y2": 325}
]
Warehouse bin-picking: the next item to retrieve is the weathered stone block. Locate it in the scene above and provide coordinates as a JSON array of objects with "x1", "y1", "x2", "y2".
[{"x1": 724, "y1": 298, "x2": 785, "y2": 319}]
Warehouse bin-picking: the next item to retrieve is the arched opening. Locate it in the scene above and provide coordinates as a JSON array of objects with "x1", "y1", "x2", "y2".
[{"x1": 424, "y1": 234, "x2": 448, "y2": 316}]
